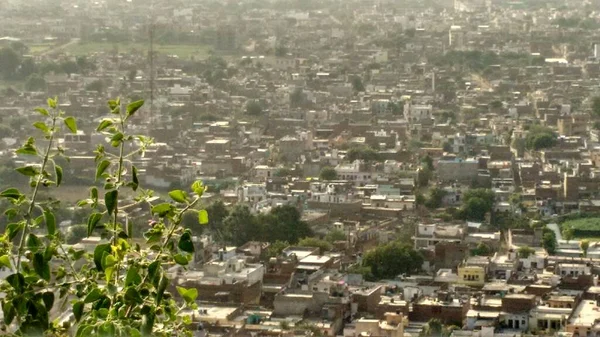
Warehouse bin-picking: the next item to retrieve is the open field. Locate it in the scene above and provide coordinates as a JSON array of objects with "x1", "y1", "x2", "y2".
[
  {"x1": 563, "y1": 217, "x2": 600, "y2": 240},
  {"x1": 563, "y1": 217, "x2": 600, "y2": 231},
  {"x1": 28, "y1": 43, "x2": 56, "y2": 55},
  {"x1": 63, "y1": 42, "x2": 212, "y2": 59}
]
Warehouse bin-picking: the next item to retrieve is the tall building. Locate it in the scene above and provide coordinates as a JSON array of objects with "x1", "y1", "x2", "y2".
[{"x1": 448, "y1": 25, "x2": 465, "y2": 50}]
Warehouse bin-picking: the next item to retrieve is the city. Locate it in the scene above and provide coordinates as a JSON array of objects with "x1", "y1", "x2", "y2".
[{"x1": 1, "y1": 0, "x2": 600, "y2": 336}]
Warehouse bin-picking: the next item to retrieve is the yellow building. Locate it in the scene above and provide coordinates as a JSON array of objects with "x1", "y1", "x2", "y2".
[{"x1": 457, "y1": 265, "x2": 486, "y2": 287}]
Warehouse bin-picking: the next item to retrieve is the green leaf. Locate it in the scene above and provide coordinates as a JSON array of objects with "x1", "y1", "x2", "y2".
[
  {"x1": 16, "y1": 144, "x2": 38, "y2": 156},
  {"x1": 16, "y1": 165, "x2": 39, "y2": 177},
  {"x1": 131, "y1": 166, "x2": 139, "y2": 191},
  {"x1": 42, "y1": 292, "x2": 54, "y2": 310},
  {"x1": 176, "y1": 286, "x2": 198, "y2": 304},
  {"x1": 54, "y1": 164, "x2": 63, "y2": 187},
  {"x1": 84, "y1": 288, "x2": 102, "y2": 303},
  {"x1": 174, "y1": 254, "x2": 189, "y2": 266},
  {"x1": 178, "y1": 232, "x2": 194, "y2": 253},
  {"x1": 151, "y1": 203, "x2": 175, "y2": 217},
  {"x1": 101, "y1": 253, "x2": 117, "y2": 270},
  {"x1": 127, "y1": 327, "x2": 142, "y2": 337},
  {"x1": 87, "y1": 212, "x2": 103, "y2": 236},
  {"x1": 0, "y1": 255, "x2": 11, "y2": 269},
  {"x1": 6, "y1": 222, "x2": 23, "y2": 241},
  {"x1": 156, "y1": 274, "x2": 169, "y2": 305},
  {"x1": 35, "y1": 107, "x2": 49, "y2": 116},
  {"x1": 95, "y1": 160, "x2": 110, "y2": 181},
  {"x1": 0, "y1": 188, "x2": 22, "y2": 200},
  {"x1": 93, "y1": 244, "x2": 111, "y2": 271},
  {"x1": 2, "y1": 301, "x2": 15, "y2": 325},
  {"x1": 43, "y1": 210, "x2": 56, "y2": 236},
  {"x1": 6, "y1": 273, "x2": 24, "y2": 293},
  {"x1": 33, "y1": 121, "x2": 49, "y2": 133},
  {"x1": 90, "y1": 187, "x2": 99, "y2": 201},
  {"x1": 126, "y1": 100, "x2": 144, "y2": 118},
  {"x1": 141, "y1": 311, "x2": 156, "y2": 336},
  {"x1": 73, "y1": 301, "x2": 84, "y2": 322},
  {"x1": 168, "y1": 190, "x2": 188, "y2": 203},
  {"x1": 33, "y1": 252, "x2": 50, "y2": 281},
  {"x1": 125, "y1": 266, "x2": 141, "y2": 286},
  {"x1": 97, "y1": 119, "x2": 114, "y2": 132},
  {"x1": 27, "y1": 233, "x2": 42, "y2": 251},
  {"x1": 191, "y1": 180, "x2": 205, "y2": 196},
  {"x1": 125, "y1": 287, "x2": 143, "y2": 305},
  {"x1": 198, "y1": 209, "x2": 209, "y2": 225},
  {"x1": 108, "y1": 99, "x2": 119, "y2": 110},
  {"x1": 148, "y1": 261, "x2": 161, "y2": 287},
  {"x1": 47, "y1": 97, "x2": 57, "y2": 109},
  {"x1": 64, "y1": 116, "x2": 77, "y2": 133},
  {"x1": 105, "y1": 190, "x2": 118, "y2": 216},
  {"x1": 105, "y1": 266, "x2": 114, "y2": 283}
]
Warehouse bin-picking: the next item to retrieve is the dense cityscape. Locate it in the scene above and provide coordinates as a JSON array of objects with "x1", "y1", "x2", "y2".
[{"x1": 2, "y1": 0, "x2": 600, "y2": 336}]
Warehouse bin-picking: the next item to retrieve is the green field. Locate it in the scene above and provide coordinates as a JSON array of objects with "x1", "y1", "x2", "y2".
[
  {"x1": 64, "y1": 42, "x2": 212, "y2": 59},
  {"x1": 563, "y1": 217, "x2": 600, "y2": 240},
  {"x1": 28, "y1": 43, "x2": 56, "y2": 55},
  {"x1": 563, "y1": 218, "x2": 600, "y2": 231}
]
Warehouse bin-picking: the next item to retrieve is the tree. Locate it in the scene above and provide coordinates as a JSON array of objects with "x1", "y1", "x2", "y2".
[
  {"x1": 421, "y1": 155, "x2": 434, "y2": 171},
  {"x1": 542, "y1": 231, "x2": 557, "y2": 255},
  {"x1": 423, "y1": 318, "x2": 443, "y2": 337},
  {"x1": 181, "y1": 209, "x2": 204, "y2": 237},
  {"x1": 580, "y1": 239, "x2": 590, "y2": 257},
  {"x1": 64, "y1": 224, "x2": 87, "y2": 244},
  {"x1": 346, "y1": 145, "x2": 381, "y2": 162},
  {"x1": 362, "y1": 241, "x2": 423, "y2": 280},
  {"x1": 206, "y1": 200, "x2": 229, "y2": 231},
  {"x1": 325, "y1": 229, "x2": 346, "y2": 243},
  {"x1": 245, "y1": 100, "x2": 263, "y2": 116},
  {"x1": 290, "y1": 87, "x2": 306, "y2": 108},
  {"x1": 0, "y1": 47, "x2": 21, "y2": 79},
  {"x1": 275, "y1": 44, "x2": 288, "y2": 57},
  {"x1": 471, "y1": 243, "x2": 492, "y2": 256},
  {"x1": 319, "y1": 167, "x2": 338, "y2": 180},
  {"x1": 442, "y1": 142, "x2": 453, "y2": 153},
  {"x1": 351, "y1": 76, "x2": 365, "y2": 92},
  {"x1": 525, "y1": 126, "x2": 557, "y2": 151},
  {"x1": 265, "y1": 240, "x2": 289, "y2": 259},
  {"x1": 460, "y1": 189, "x2": 495, "y2": 222},
  {"x1": 261, "y1": 205, "x2": 313, "y2": 243},
  {"x1": 85, "y1": 79, "x2": 105, "y2": 93},
  {"x1": 274, "y1": 168, "x2": 294, "y2": 177},
  {"x1": 425, "y1": 187, "x2": 446, "y2": 209},
  {"x1": 223, "y1": 204, "x2": 262, "y2": 246},
  {"x1": 297, "y1": 237, "x2": 333, "y2": 254},
  {"x1": 592, "y1": 96, "x2": 600, "y2": 117},
  {"x1": 61, "y1": 60, "x2": 79, "y2": 76},
  {"x1": 25, "y1": 74, "x2": 47, "y2": 92},
  {"x1": 562, "y1": 226, "x2": 574, "y2": 243},
  {"x1": 517, "y1": 246, "x2": 535, "y2": 258},
  {"x1": 417, "y1": 167, "x2": 432, "y2": 188}
]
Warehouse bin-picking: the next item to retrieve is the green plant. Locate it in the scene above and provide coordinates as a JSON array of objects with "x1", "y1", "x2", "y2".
[{"x1": 0, "y1": 98, "x2": 208, "y2": 336}]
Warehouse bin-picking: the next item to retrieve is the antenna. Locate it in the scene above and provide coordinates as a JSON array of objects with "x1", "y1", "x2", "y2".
[{"x1": 148, "y1": 0, "x2": 155, "y2": 121}]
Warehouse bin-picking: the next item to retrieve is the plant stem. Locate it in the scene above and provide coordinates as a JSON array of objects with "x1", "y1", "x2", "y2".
[
  {"x1": 16, "y1": 113, "x2": 58, "y2": 272},
  {"x1": 112, "y1": 116, "x2": 126, "y2": 284}
]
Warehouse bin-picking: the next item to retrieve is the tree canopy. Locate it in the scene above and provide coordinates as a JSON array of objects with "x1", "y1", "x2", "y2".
[
  {"x1": 361, "y1": 242, "x2": 423, "y2": 280},
  {"x1": 525, "y1": 126, "x2": 557, "y2": 151},
  {"x1": 319, "y1": 167, "x2": 338, "y2": 180},
  {"x1": 459, "y1": 188, "x2": 495, "y2": 221}
]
